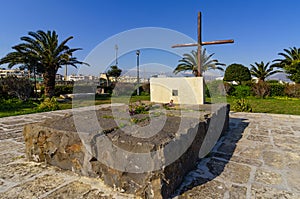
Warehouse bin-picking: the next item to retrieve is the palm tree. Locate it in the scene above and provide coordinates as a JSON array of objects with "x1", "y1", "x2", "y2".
[
  {"x1": 250, "y1": 61, "x2": 282, "y2": 81},
  {"x1": 0, "y1": 30, "x2": 88, "y2": 97},
  {"x1": 273, "y1": 47, "x2": 300, "y2": 83},
  {"x1": 173, "y1": 49, "x2": 225, "y2": 76}
]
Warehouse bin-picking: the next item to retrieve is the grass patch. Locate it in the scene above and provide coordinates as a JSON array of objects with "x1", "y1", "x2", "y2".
[
  {"x1": 1, "y1": 95, "x2": 299, "y2": 117},
  {"x1": 0, "y1": 95, "x2": 150, "y2": 118},
  {"x1": 0, "y1": 99, "x2": 39, "y2": 118},
  {"x1": 207, "y1": 96, "x2": 300, "y2": 115}
]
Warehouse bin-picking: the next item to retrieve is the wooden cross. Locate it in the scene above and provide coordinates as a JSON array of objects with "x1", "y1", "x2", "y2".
[{"x1": 172, "y1": 12, "x2": 234, "y2": 77}]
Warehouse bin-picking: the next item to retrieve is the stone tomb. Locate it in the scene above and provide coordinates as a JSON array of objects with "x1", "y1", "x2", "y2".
[
  {"x1": 23, "y1": 103, "x2": 229, "y2": 198},
  {"x1": 150, "y1": 77, "x2": 205, "y2": 105}
]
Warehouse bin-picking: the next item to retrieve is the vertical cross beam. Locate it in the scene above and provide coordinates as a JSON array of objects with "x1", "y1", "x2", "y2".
[{"x1": 197, "y1": 12, "x2": 202, "y2": 77}]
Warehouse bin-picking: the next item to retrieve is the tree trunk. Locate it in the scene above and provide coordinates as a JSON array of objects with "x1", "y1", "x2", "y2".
[
  {"x1": 33, "y1": 67, "x2": 37, "y2": 100},
  {"x1": 43, "y1": 68, "x2": 56, "y2": 98}
]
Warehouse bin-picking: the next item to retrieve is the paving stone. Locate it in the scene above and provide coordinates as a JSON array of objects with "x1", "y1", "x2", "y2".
[
  {"x1": 0, "y1": 162, "x2": 47, "y2": 183},
  {"x1": 2, "y1": 120, "x2": 27, "y2": 125},
  {"x1": 238, "y1": 142, "x2": 273, "y2": 160},
  {"x1": 247, "y1": 134, "x2": 270, "y2": 143},
  {"x1": 215, "y1": 161, "x2": 252, "y2": 184},
  {"x1": 229, "y1": 184, "x2": 247, "y2": 199},
  {"x1": 280, "y1": 126, "x2": 292, "y2": 131},
  {"x1": 82, "y1": 189, "x2": 114, "y2": 199},
  {"x1": 249, "y1": 128, "x2": 269, "y2": 136},
  {"x1": 0, "y1": 130, "x2": 23, "y2": 140},
  {"x1": 273, "y1": 136, "x2": 300, "y2": 151},
  {"x1": 262, "y1": 151, "x2": 285, "y2": 169},
  {"x1": 251, "y1": 183, "x2": 298, "y2": 199},
  {"x1": 255, "y1": 169, "x2": 283, "y2": 185},
  {"x1": 291, "y1": 126, "x2": 300, "y2": 132},
  {"x1": 271, "y1": 129, "x2": 294, "y2": 135},
  {"x1": 230, "y1": 155, "x2": 263, "y2": 167},
  {"x1": 0, "y1": 153, "x2": 25, "y2": 165},
  {"x1": 284, "y1": 151, "x2": 300, "y2": 170},
  {"x1": 238, "y1": 146, "x2": 263, "y2": 160},
  {"x1": 0, "y1": 140, "x2": 24, "y2": 153},
  {"x1": 286, "y1": 170, "x2": 300, "y2": 192},
  {"x1": 45, "y1": 181, "x2": 95, "y2": 199},
  {"x1": 0, "y1": 174, "x2": 65, "y2": 199},
  {"x1": 178, "y1": 180, "x2": 226, "y2": 199}
]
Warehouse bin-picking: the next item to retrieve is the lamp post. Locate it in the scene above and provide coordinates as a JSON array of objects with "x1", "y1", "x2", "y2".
[{"x1": 136, "y1": 50, "x2": 140, "y2": 96}]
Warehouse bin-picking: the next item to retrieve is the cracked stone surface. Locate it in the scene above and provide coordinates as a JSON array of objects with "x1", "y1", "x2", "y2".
[{"x1": 0, "y1": 107, "x2": 299, "y2": 198}]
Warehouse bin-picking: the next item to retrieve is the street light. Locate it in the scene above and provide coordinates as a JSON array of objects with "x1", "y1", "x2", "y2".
[{"x1": 136, "y1": 50, "x2": 140, "y2": 96}]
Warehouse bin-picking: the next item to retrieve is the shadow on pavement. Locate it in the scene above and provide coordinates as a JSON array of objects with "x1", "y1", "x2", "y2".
[{"x1": 172, "y1": 117, "x2": 249, "y2": 197}]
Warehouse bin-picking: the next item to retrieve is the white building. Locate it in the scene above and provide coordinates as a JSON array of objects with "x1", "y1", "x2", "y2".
[
  {"x1": 118, "y1": 75, "x2": 149, "y2": 83},
  {"x1": 66, "y1": 74, "x2": 100, "y2": 84},
  {"x1": 0, "y1": 69, "x2": 27, "y2": 78}
]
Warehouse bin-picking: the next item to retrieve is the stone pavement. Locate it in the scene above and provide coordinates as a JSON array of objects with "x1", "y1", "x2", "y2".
[{"x1": 0, "y1": 107, "x2": 299, "y2": 199}]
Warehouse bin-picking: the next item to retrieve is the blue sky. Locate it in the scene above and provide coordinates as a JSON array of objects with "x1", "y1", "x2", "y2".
[{"x1": 0, "y1": 0, "x2": 299, "y2": 76}]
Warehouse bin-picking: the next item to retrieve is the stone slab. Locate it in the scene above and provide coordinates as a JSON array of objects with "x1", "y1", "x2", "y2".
[{"x1": 22, "y1": 104, "x2": 230, "y2": 199}]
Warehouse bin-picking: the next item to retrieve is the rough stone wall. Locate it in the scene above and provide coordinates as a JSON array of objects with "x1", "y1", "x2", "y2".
[{"x1": 23, "y1": 104, "x2": 229, "y2": 199}]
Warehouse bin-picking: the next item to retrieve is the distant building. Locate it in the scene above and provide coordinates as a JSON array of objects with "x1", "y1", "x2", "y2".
[
  {"x1": 118, "y1": 75, "x2": 149, "y2": 83},
  {"x1": 0, "y1": 69, "x2": 27, "y2": 78},
  {"x1": 65, "y1": 74, "x2": 100, "y2": 85},
  {"x1": 67, "y1": 74, "x2": 89, "y2": 81}
]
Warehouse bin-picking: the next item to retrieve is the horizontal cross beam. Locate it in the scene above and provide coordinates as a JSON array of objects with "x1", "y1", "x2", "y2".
[
  {"x1": 202, "y1": 39, "x2": 234, "y2": 46},
  {"x1": 171, "y1": 39, "x2": 234, "y2": 48}
]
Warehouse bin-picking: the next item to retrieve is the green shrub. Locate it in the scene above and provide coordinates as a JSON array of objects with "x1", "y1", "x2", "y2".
[
  {"x1": 284, "y1": 84, "x2": 300, "y2": 98},
  {"x1": 232, "y1": 85, "x2": 251, "y2": 98},
  {"x1": 38, "y1": 97, "x2": 60, "y2": 112},
  {"x1": 129, "y1": 101, "x2": 151, "y2": 115},
  {"x1": 242, "y1": 80, "x2": 253, "y2": 87},
  {"x1": 140, "y1": 91, "x2": 150, "y2": 96},
  {"x1": 232, "y1": 98, "x2": 252, "y2": 112},
  {"x1": 268, "y1": 83, "x2": 285, "y2": 96},
  {"x1": 55, "y1": 85, "x2": 73, "y2": 96},
  {"x1": 266, "y1": 80, "x2": 279, "y2": 84},
  {"x1": 0, "y1": 98, "x2": 23, "y2": 111}
]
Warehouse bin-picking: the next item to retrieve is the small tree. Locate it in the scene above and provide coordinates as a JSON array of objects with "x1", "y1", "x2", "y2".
[
  {"x1": 223, "y1": 63, "x2": 251, "y2": 85},
  {"x1": 107, "y1": 65, "x2": 122, "y2": 81}
]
